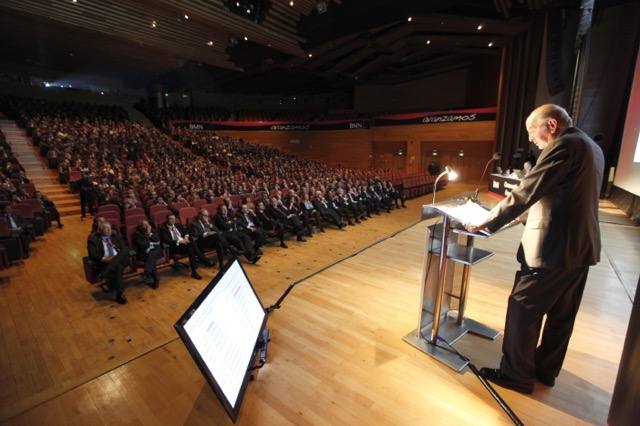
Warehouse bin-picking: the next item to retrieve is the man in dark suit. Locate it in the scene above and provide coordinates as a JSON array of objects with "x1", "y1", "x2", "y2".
[
  {"x1": 268, "y1": 197, "x2": 306, "y2": 242},
  {"x1": 237, "y1": 204, "x2": 267, "y2": 252},
  {"x1": 133, "y1": 220, "x2": 162, "y2": 288},
  {"x1": 466, "y1": 104, "x2": 604, "y2": 393},
  {"x1": 159, "y1": 213, "x2": 200, "y2": 279},
  {"x1": 2, "y1": 205, "x2": 32, "y2": 257},
  {"x1": 313, "y1": 191, "x2": 344, "y2": 229},
  {"x1": 214, "y1": 205, "x2": 261, "y2": 263},
  {"x1": 255, "y1": 201, "x2": 288, "y2": 248},
  {"x1": 188, "y1": 209, "x2": 225, "y2": 268},
  {"x1": 88, "y1": 221, "x2": 130, "y2": 304}
]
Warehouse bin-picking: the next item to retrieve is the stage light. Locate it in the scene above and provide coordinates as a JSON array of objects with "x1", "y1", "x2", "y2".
[
  {"x1": 71, "y1": 0, "x2": 77, "y2": 3},
  {"x1": 433, "y1": 166, "x2": 458, "y2": 205},
  {"x1": 44, "y1": 82, "x2": 50, "y2": 88},
  {"x1": 308, "y1": 53, "x2": 313, "y2": 58},
  {"x1": 407, "y1": 16, "x2": 413, "y2": 22},
  {"x1": 151, "y1": 20, "x2": 157, "y2": 28},
  {"x1": 236, "y1": 1, "x2": 240, "y2": 6},
  {"x1": 488, "y1": 41, "x2": 494, "y2": 47},
  {"x1": 289, "y1": 1, "x2": 294, "y2": 5},
  {"x1": 243, "y1": 36, "x2": 248, "y2": 41},
  {"x1": 207, "y1": 40, "x2": 214, "y2": 46},
  {"x1": 477, "y1": 24, "x2": 483, "y2": 30},
  {"x1": 184, "y1": 14, "x2": 189, "y2": 20},
  {"x1": 246, "y1": 8, "x2": 251, "y2": 14},
  {"x1": 100, "y1": 91, "x2": 105, "y2": 95},
  {"x1": 426, "y1": 40, "x2": 431, "y2": 45}
]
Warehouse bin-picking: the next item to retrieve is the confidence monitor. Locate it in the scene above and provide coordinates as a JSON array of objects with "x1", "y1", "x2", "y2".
[{"x1": 175, "y1": 259, "x2": 267, "y2": 423}]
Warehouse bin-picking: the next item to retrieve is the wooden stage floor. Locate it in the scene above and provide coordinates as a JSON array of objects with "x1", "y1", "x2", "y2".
[{"x1": 1, "y1": 184, "x2": 638, "y2": 425}]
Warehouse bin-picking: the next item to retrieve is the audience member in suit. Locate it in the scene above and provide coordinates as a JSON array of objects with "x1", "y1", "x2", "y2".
[
  {"x1": 2, "y1": 205, "x2": 31, "y2": 257},
  {"x1": 338, "y1": 188, "x2": 363, "y2": 223},
  {"x1": 300, "y1": 193, "x2": 324, "y2": 233},
  {"x1": 268, "y1": 197, "x2": 306, "y2": 242},
  {"x1": 287, "y1": 194, "x2": 312, "y2": 236},
  {"x1": 188, "y1": 209, "x2": 224, "y2": 268},
  {"x1": 237, "y1": 204, "x2": 267, "y2": 251},
  {"x1": 386, "y1": 181, "x2": 406, "y2": 208},
  {"x1": 79, "y1": 171, "x2": 95, "y2": 218},
  {"x1": 369, "y1": 185, "x2": 391, "y2": 213},
  {"x1": 159, "y1": 213, "x2": 201, "y2": 279},
  {"x1": 35, "y1": 191, "x2": 63, "y2": 228},
  {"x1": 214, "y1": 205, "x2": 261, "y2": 263},
  {"x1": 329, "y1": 191, "x2": 354, "y2": 225},
  {"x1": 312, "y1": 191, "x2": 344, "y2": 229},
  {"x1": 255, "y1": 201, "x2": 287, "y2": 248},
  {"x1": 133, "y1": 219, "x2": 162, "y2": 288},
  {"x1": 87, "y1": 221, "x2": 129, "y2": 304}
]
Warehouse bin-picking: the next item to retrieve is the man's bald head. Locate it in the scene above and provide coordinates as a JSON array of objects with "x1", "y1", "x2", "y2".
[
  {"x1": 525, "y1": 104, "x2": 573, "y2": 150},
  {"x1": 527, "y1": 104, "x2": 573, "y2": 129}
]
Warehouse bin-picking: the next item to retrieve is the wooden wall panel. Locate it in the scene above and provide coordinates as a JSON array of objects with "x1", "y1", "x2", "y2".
[{"x1": 215, "y1": 120, "x2": 496, "y2": 181}]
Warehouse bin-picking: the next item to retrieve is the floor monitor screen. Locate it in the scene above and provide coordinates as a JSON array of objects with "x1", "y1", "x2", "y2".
[{"x1": 175, "y1": 259, "x2": 266, "y2": 423}]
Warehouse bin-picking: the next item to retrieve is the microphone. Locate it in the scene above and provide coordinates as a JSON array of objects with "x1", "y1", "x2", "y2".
[{"x1": 473, "y1": 152, "x2": 501, "y2": 202}]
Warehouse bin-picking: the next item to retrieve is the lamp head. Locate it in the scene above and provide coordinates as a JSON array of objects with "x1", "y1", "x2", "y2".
[{"x1": 445, "y1": 166, "x2": 458, "y2": 181}]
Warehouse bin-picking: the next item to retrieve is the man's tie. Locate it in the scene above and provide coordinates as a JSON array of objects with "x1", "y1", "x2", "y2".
[
  {"x1": 104, "y1": 237, "x2": 116, "y2": 256},
  {"x1": 170, "y1": 225, "x2": 179, "y2": 241}
]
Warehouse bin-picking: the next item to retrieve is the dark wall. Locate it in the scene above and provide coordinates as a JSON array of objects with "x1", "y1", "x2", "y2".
[
  {"x1": 466, "y1": 55, "x2": 501, "y2": 108},
  {"x1": 576, "y1": 2, "x2": 640, "y2": 177}
]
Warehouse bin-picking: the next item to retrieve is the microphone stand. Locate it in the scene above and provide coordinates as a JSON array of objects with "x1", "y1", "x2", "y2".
[
  {"x1": 432, "y1": 170, "x2": 449, "y2": 205},
  {"x1": 473, "y1": 155, "x2": 500, "y2": 203}
]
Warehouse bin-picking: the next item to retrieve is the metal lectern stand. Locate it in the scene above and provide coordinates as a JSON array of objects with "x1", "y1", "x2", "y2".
[{"x1": 403, "y1": 199, "x2": 500, "y2": 371}]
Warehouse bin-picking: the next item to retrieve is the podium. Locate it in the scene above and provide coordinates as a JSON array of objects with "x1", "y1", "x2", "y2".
[{"x1": 403, "y1": 196, "x2": 501, "y2": 371}]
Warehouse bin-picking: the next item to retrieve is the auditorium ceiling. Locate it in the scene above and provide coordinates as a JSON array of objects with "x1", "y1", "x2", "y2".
[{"x1": 0, "y1": 0, "x2": 619, "y2": 93}]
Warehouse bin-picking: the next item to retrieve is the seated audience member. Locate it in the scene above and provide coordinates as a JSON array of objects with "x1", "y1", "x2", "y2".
[
  {"x1": 329, "y1": 190, "x2": 354, "y2": 226},
  {"x1": 268, "y1": 196, "x2": 307, "y2": 242},
  {"x1": 188, "y1": 209, "x2": 224, "y2": 268},
  {"x1": 255, "y1": 201, "x2": 287, "y2": 248},
  {"x1": 133, "y1": 220, "x2": 162, "y2": 288},
  {"x1": 159, "y1": 213, "x2": 200, "y2": 279},
  {"x1": 313, "y1": 191, "x2": 344, "y2": 229},
  {"x1": 337, "y1": 187, "x2": 363, "y2": 223},
  {"x1": 214, "y1": 205, "x2": 261, "y2": 263},
  {"x1": 384, "y1": 181, "x2": 406, "y2": 208},
  {"x1": 35, "y1": 191, "x2": 63, "y2": 228},
  {"x1": 237, "y1": 204, "x2": 267, "y2": 252},
  {"x1": 87, "y1": 222, "x2": 129, "y2": 304},
  {"x1": 300, "y1": 193, "x2": 324, "y2": 233},
  {"x1": 2, "y1": 205, "x2": 32, "y2": 257}
]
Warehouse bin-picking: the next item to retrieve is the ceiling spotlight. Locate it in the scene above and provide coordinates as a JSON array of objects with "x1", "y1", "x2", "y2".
[
  {"x1": 407, "y1": 16, "x2": 413, "y2": 22},
  {"x1": 151, "y1": 20, "x2": 157, "y2": 28},
  {"x1": 246, "y1": 8, "x2": 251, "y2": 14},
  {"x1": 184, "y1": 14, "x2": 189, "y2": 20},
  {"x1": 477, "y1": 24, "x2": 483, "y2": 31},
  {"x1": 488, "y1": 41, "x2": 494, "y2": 47},
  {"x1": 243, "y1": 36, "x2": 248, "y2": 41},
  {"x1": 71, "y1": 0, "x2": 78, "y2": 3},
  {"x1": 289, "y1": 1, "x2": 294, "y2": 6},
  {"x1": 100, "y1": 91, "x2": 105, "y2": 95},
  {"x1": 236, "y1": 1, "x2": 240, "y2": 6},
  {"x1": 207, "y1": 40, "x2": 214, "y2": 46},
  {"x1": 308, "y1": 53, "x2": 313, "y2": 58},
  {"x1": 426, "y1": 40, "x2": 431, "y2": 45}
]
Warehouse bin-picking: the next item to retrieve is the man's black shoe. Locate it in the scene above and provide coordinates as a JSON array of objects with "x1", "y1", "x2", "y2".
[
  {"x1": 116, "y1": 293, "x2": 128, "y2": 305},
  {"x1": 204, "y1": 259, "x2": 215, "y2": 267},
  {"x1": 297, "y1": 236, "x2": 307, "y2": 242},
  {"x1": 191, "y1": 271, "x2": 202, "y2": 280},
  {"x1": 250, "y1": 255, "x2": 261, "y2": 264},
  {"x1": 535, "y1": 370, "x2": 555, "y2": 387},
  {"x1": 280, "y1": 242, "x2": 288, "y2": 248},
  {"x1": 479, "y1": 368, "x2": 533, "y2": 394}
]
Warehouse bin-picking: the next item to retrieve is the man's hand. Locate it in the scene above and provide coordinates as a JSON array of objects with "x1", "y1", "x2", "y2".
[{"x1": 464, "y1": 223, "x2": 487, "y2": 234}]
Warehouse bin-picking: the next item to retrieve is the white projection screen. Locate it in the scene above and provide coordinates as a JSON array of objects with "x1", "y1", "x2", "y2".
[
  {"x1": 614, "y1": 45, "x2": 640, "y2": 196},
  {"x1": 175, "y1": 259, "x2": 266, "y2": 423}
]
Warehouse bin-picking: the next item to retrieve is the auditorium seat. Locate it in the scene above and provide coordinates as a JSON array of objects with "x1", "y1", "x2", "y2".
[{"x1": 178, "y1": 207, "x2": 197, "y2": 226}]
